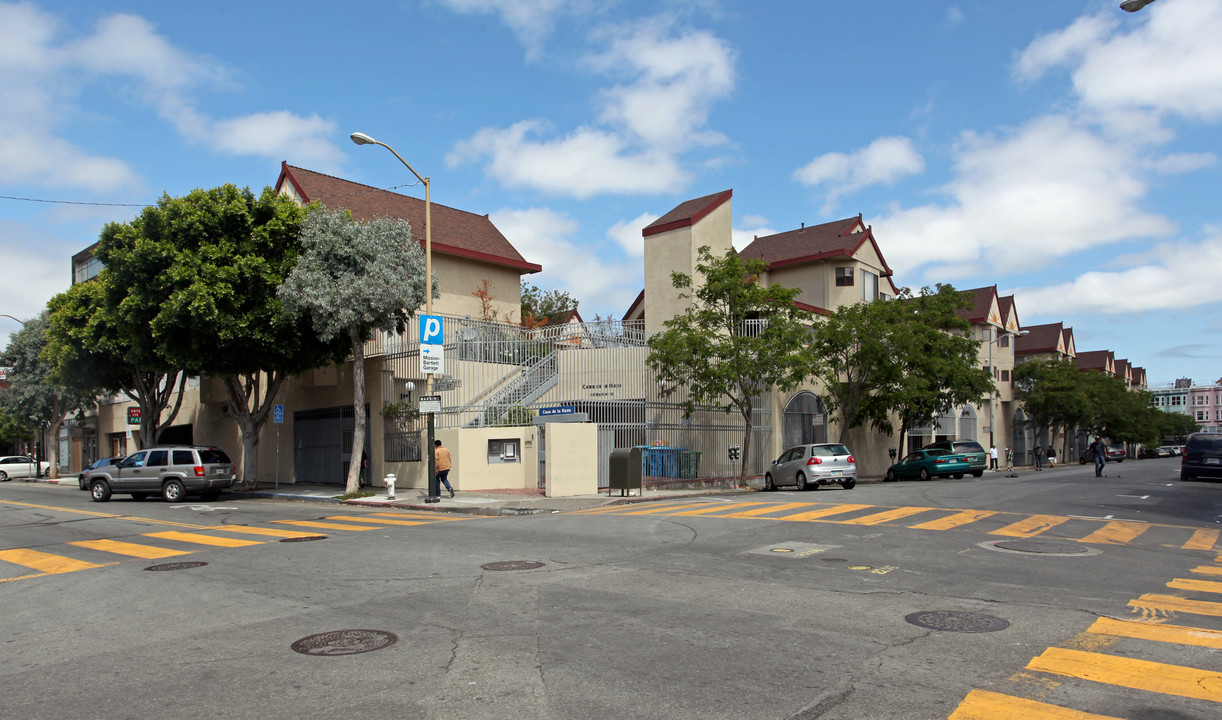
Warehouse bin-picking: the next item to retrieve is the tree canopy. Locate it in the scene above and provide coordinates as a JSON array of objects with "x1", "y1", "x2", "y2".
[
  {"x1": 520, "y1": 283, "x2": 578, "y2": 327},
  {"x1": 647, "y1": 246, "x2": 817, "y2": 483}
]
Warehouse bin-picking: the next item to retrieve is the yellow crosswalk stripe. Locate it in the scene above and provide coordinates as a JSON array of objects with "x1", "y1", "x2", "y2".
[
  {"x1": 990, "y1": 514, "x2": 1069, "y2": 537},
  {"x1": 835, "y1": 506, "x2": 938, "y2": 526},
  {"x1": 779, "y1": 504, "x2": 872, "y2": 522},
  {"x1": 368, "y1": 512, "x2": 470, "y2": 521},
  {"x1": 208, "y1": 526, "x2": 325, "y2": 539},
  {"x1": 1026, "y1": 646, "x2": 1222, "y2": 702},
  {"x1": 68, "y1": 539, "x2": 191, "y2": 559},
  {"x1": 324, "y1": 516, "x2": 429, "y2": 526},
  {"x1": 571, "y1": 502, "x2": 701, "y2": 515},
  {"x1": 1191, "y1": 564, "x2": 1222, "y2": 576},
  {"x1": 269, "y1": 520, "x2": 381, "y2": 531},
  {"x1": 1088, "y1": 616, "x2": 1222, "y2": 649},
  {"x1": 1074, "y1": 520, "x2": 1150, "y2": 545},
  {"x1": 909, "y1": 509, "x2": 998, "y2": 531},
  {"x1": 1166, "y1": 577, "x2": 1222, "y2": 594},
  {"x1": 949, "y1": 689, "x2": 1123, "y2": 720},
  {"x1": 717, "y1": 502, "x2": 814, "y2": 518},
  {"x1": 665, "y1": 502, "x2": 773, "y2": 516},
  {"x1": 0, "y1": 548, "x2": 106, "y2": 574},
  {"x1": 1183, "y1": 528, "x2": 1220, "y2": 551},
  {"x1": 617, "y1": 502, "x2": 716, "y2": 515},
  {"x1": 144, "y1": 531, "x2": 265, "y2": 547},
  {"x1": 1130, "y1": 593, "x2": 1222, "y2": 617}
]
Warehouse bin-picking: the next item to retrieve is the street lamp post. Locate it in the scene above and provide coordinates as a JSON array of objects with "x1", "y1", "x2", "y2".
[
  {"x1": 987, "y1": 328, "x2": 1028, "y2": 448},
  {"x1": 350, "y1": 132, "x2": 440, "y2": 503}
]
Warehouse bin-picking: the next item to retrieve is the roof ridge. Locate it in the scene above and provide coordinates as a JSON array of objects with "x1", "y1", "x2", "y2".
[{"x1": 285, "y1": 164, "x2": 492, "y2": 220}]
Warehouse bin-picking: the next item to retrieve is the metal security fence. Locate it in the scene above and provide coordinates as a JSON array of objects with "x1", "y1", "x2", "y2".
[{"x1": 370, "y1": 315, "x2": 772, "y2": 485}]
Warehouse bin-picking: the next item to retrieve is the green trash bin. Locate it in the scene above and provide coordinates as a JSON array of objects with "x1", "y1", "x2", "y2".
[{"x1": 680, "y1": 450, "x2": 701, "y2": 479}]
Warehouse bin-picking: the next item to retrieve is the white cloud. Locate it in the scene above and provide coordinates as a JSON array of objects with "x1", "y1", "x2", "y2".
[
  {"x1": 447, "y1": 18, "x2": 736, "y2": 199},
  {"x1": 875, "y1": 115, "x2": 1175, "y2": 281},
  {"x1": 1011, "y1": 232, "x2": 1222, "y2": 315},
  {"x1": 733, "y1": 215, "x2": 777, "y2": 251},
  {"x1": 946, "y1": 7, "x2": 965, "y2": 27},
  {"x1": 438, "y1": 0, "x2": 578, "y2": 60},
  {"x1": 794, "y1": 136, "x2": 924, "y2": 214},
  {"x1": 606, "y1": 212, "x2": 659, "y2": 258},
  {"x1": 490, "y1": 206, "x2": 640, "y2": 315},
  {"x1": 206, "y1": 111, "x2": 342, "y2": 167}
]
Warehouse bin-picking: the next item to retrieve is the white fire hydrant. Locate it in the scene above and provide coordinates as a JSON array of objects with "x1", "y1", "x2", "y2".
[{"x1": 384, "y1": 473, "x2": 396, "y2": 500}]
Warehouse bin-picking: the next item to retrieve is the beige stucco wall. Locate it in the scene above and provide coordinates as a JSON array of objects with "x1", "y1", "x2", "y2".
[
  {"x1": 544, "y1": 423, "x2": 598, "y2": 497},
  {"x1": 643, "y1": 199, "x2": 733, "y2": 335},
  {"x1": 433, "y1": 256, "x2": 523, "y2": 322},
  {"x1": 768, "y1": 265, "x2": 829, "y2": 310},
  {"x1": 431, "y1": 426, "x2": 539, "y2": 491}
]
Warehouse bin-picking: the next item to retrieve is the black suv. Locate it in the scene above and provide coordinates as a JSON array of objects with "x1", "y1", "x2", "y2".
[
  {"x1": 86, "y1": 446, "x2": 236, "y2": 502},
  {"x1": 1181, "y1": 432, "x2": 1222, "y2": 482}
]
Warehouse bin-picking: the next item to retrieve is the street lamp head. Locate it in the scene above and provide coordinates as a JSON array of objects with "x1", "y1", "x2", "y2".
[
  {"x1": 350, "y1": 132, "x2": 377, "y2": 146},
  {"x1": 1120, "y1": 0, "x2": 1156, "y2": 11}
]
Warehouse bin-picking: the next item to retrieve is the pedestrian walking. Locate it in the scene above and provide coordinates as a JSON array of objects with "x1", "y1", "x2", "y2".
[
  {"x1": 358, "y1": 450, "x2": 369, "y2": 488},
  {"x1": 434, "y1": 439, "x2": 455, "y2": 498},
  {"x1": 1047, "y1": 447, "x2": 1056, "y2": 467},
  {"x1": 1089, "y1": 436, "x2": 1107, "y2": 477},
  {"x1": 989, "y1": 445, "x2": 999, "y2": 471},
  {"x1": 1033, "y1": 443, "x2": 1044, "y2": 471}
]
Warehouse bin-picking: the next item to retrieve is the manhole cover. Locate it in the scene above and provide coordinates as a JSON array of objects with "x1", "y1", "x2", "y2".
[
  {"x1": 291, "y1": 630, "x2": 398, "y2": 656},
  {"x1": 905, "y1": 611, "x2": 1009, "y2": 633},
  {"x1": 481, "y1": 560, "x2": 544, "y2": 571},
  {"x1": 280, "y1": 536, "x2": 327, "y2": 543},
  {"x1": 995, "y1": 540, "x2": 1088, "y2": 554},
  {"x1": 821, "y1": 557, "x2": 848, "y2": 562},
  {"x1": 144, "y1": 561, "x2": 208, "y2": 571}
]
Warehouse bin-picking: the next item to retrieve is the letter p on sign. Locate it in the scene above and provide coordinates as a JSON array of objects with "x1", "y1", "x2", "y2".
[{"x1": 420, "y1": 315, "x2": 444, "y2": 345}]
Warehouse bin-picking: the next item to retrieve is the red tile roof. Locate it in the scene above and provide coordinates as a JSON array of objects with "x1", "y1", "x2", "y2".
[
  {"x1": 1015, "y1": 322, "x2": 1066, "y2": 356},
  {"x1": 1074, "y1": 350, "x2": 1114, "y2": 372},
  {"x1": 954, "y1": 286, "x2": 998, "y2": 324},
  {"x1": 642, "y1": 190, "x2": 732, "y2": 237},
  {"x1": 739, "y1": 215, "x2": 893, "y2": 275},
  {"x1": 276, "y1": 163, "x2": 541, "y2": 274}
]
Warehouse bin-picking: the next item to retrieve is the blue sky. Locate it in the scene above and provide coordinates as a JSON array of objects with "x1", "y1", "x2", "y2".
[{"x1": 1, "y1": 0, "x2": 1219, "y2": 388}]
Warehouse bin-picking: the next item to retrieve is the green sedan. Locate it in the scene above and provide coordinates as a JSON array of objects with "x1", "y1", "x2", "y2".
[{"x1": 884, "y1": 449, "x2": 973, "y2": 482}]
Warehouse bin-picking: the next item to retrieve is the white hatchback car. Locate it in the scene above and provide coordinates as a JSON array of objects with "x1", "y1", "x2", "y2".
[
  {"x1": 765, "y1": 443, "x2": 857, "y2": 491},
  {"x1": 0, "y1": 455, "x2": 51, "y2": 481}
]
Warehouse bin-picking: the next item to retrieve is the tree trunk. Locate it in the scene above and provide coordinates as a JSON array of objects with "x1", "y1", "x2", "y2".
[
  {"x1": 346, "y1": 328, "x2": 365, "y2": 494},
  {"x1": 223, "y1": 371, "x2": 286, "y2": 490},
  {"x1": 739, "y1": 405, "x2": 752, "y2": 489}
]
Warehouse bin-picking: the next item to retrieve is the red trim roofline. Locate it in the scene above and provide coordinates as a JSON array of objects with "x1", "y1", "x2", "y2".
[
  {"x1": 643, "y1": 190, "x2": 732, "y2": 237},
  {"x1": 794, "y1": 300, "x2": 832, "y2": 317}
]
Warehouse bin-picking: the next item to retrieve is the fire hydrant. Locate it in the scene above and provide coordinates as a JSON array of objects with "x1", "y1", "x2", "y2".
[{"x1": 384, "y1": 473, "x2": 396, "y2": 500}]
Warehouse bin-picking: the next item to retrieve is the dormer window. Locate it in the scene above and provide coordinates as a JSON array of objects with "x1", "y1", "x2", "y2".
[{"x1": 835, "y1": 267, "x2": 854, "y2": 286}]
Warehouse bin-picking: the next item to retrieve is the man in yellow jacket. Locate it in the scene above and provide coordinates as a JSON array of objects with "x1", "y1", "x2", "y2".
[{"x1": 434, "y1": 439, "x2": 455, "y2": 498}]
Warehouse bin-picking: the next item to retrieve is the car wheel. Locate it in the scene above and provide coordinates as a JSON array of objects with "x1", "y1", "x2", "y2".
[
  {"x1": 841, "y1": 479, "x2": 856, "y2": 490},
  {"x1": 919, "y1": 468, "x2": 931, "y2": 481},
  {"x1": 162, "y1": 479, "x2": 186, "y2": 502},
  {"x1": 200, "y1": 490, "x2": 221, "y2": 502},
  {"x1": 0, "y1": 470, "x2": 8, "y2": 481},
  {"x1": 764, "y1": 473, "x2": 775, "y2": 491},
  {"x1": 90, "y1": 479, "x2": 112, "y2": 502},
  {"x1": 971, "y1": 471, "x2": 983, "y2": 478},
  {"x1": 795, "y1": 473, "x2": 808, "y2": 491},
  {"x1": 1181, "y1": 472, "x2": 1195, "y2": 482},
  {"x1": 130, "y1": 493, "x2": 148, "y2": 501},
  {"x1": 884, "y1": 469, "x2": 897, "y2": 482},
  {"x1": 953, "y1": 473, "x2": 964, "y2": 479}
]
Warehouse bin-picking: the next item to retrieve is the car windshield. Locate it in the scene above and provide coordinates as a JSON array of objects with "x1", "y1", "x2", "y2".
[
  {"x1": 926, "y1": 449, "x2": 948, "y2": 457},
  {"x1": 198, "y1": 449, "x2": 231, "y2": 464},
  {"x1": 811, "y1": 445, "x2": 850, "y2": 457},
  {"x1": 954, "y1": 441, "x2": 985, "y2": 453}
]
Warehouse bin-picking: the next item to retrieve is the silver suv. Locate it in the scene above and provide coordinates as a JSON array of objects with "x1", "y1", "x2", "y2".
[
  {"x1": 765, "y1": 443, "x2": 857, "y2": 491},
  {"x1": 86, "y1": 446, "x2": 236, "y2": 502}
]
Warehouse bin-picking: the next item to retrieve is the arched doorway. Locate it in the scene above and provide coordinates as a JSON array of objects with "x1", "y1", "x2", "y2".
[
  {"x1": 958, "y1": 406, "x2": 978, "y2": 441},
  {"x1": 783, "y1": 392, "x2": 828, "y2": 448}
]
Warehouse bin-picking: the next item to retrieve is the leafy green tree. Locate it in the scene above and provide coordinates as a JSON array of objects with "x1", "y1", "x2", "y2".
[
  {"x1": 1157, "y1": 409, "x2": 1200, "y2": 441},
  {"x1": 113, "y1": 185, "x2": 350, "y2": 488},
  {"x1": 808, "y1": 299, "x2": 900, "y2": 443},
  {"x1": 520, "y1": 282, "x2": 578, "y2": 326},
  {"x1": 279, "y1": 207, "x2": 433, "y2": 493},
  {"x1": 647, "y1": 246, "x2": 817, "y2": 484},
  {"x1": 1013, "y1": 358, "x2": 1090, "y2": 458},
  {"x1": 0, "y1": 312, "x2": 95, "y2": 477},
  {"x1": 0, "y1": 407, "x2": 35, "y2": 449},
  {"x1": 888, "y1": 286, "x2": 995, "y2": 455}
]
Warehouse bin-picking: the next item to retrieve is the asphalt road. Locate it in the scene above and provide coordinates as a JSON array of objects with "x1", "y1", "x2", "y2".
[{"x1": 1, "y1": 457, "x2": 1220, "y2": 719}]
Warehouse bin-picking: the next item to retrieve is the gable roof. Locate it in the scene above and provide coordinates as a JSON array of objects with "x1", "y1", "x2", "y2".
[
  {"x1": 1074, "y1": 350, "x2": 1115, "y2": 374},
  {"x1": 1015, "y1": 322, "x2": 1066, "y2": 356},
  {"x1": 954, "y1": 286, "x2": 1002, "y2": 325},
  {"x1": 997, "y1": 294, "x2": 1020, "y2": 332},
  {"x1": 276, "y1": 163, "x2": 541, "y2": 274},
  {"x1": 642, "y1": 190, "x2": 733, "y2": 237},
  {"x1": 739, "y1": 215, "x2": 894, "y2": 277}
]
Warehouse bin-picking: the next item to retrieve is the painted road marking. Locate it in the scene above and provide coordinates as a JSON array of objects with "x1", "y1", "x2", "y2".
[
  {"x1": 617, "y1": 503, "x2": 715, "y2": 515},
  {"x1": 1130, "y1": 593, "x2": 1222, "y2": 617},
  {"x1": 1166, "y1": 577, "x2": 1222, "y2": 594},
  {"x1": 144, "y1": 531, "x2": 265, "y2": 547},
  {"x1": 909, "y1": 509, "x2": 999, "y2": 531},
  {"x1": 1026, "y1": 646, "x2": 1222, "y2": 702},
  {"x1": 209, "y1": 526, "x2": 325, "y2": 539},
  {"x1": 269, "y1": 520, "x2": 381, "y2": 531},
  {"x1": 949, "y1": 689, "x2": 1123, "y2": 720},
  {"x1": 834, "y1": 506, "x2": 938, "y2": 526},
  {"x1": 717, "y1": 502, "x2": 814, "y2": 518},
  {"x1": 1088, "y1": 616, "x2": 1222, "y2": 649},
  {"x1": 68, "y1": 539, "x2": 191, "y2": 559},
  {"x1": 1191, "y1": 564, "x2": 1222, "y2": 576},
  {"x1": 324, "y1": 516, "x2": 430, "y2": 526},
  {"x1": 666, "y1": 502, "x2": 773, "y2": 516},
  {"x1": 367, "y1": 512, "x2": 471, "y2": 521},
  {"x1": 990, "y1": 515, "x2": 1071, "y2": 538},
  {"x1": 0, "y1": 548, "x2": 107, "y2": 574},
  {"x1": 779, "y1": 504, "x2": 873, "y2": 522},
  {"x1": 1074, "y1": 520, "x2": 1150, "y2": 545},
  {"x1": 1183, "y1": 529, "x2": 1220, "y2": 551}
]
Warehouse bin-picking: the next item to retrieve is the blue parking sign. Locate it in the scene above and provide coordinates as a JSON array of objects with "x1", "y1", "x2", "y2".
[{"x1": 420, "y1": 314, "x2": 444, "y2": 345}]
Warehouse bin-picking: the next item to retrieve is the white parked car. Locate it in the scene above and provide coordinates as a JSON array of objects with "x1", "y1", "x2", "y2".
[{"x1": 0, "y1": 455, "x2": 51, "y2": 481}]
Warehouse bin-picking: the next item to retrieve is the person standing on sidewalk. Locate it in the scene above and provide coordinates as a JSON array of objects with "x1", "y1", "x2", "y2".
[
  {"x1": 1033, "y1": 443, "x2": 1044, "y2": 471},
  {"x1": 1089, "y1": 436, "x2": 1107, "y2": 477},
  {"x1": 434, "y1": 439, "x2": 455, "y2": 498},
  {"x1": 989, "y1": 445, "x2": 999, "y2": 471}
]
